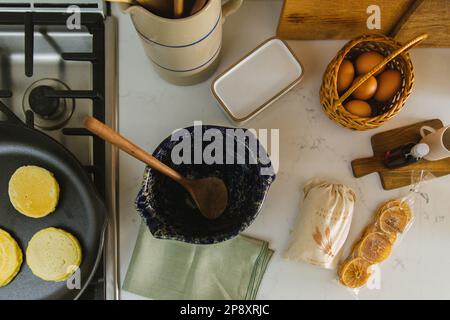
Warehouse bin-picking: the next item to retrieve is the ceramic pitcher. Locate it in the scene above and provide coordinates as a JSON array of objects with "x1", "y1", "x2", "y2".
[
  {"x1": 121, "y1": 0, "x2": 243, "y2": 85},
  {"x1": 420, "y1": 125, "x2": 450, "y2": 161}
]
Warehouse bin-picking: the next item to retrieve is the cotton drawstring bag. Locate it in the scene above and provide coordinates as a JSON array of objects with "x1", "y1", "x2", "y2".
[{"x1": 285, "y1": 179, "x2": 356, "y2": 269}]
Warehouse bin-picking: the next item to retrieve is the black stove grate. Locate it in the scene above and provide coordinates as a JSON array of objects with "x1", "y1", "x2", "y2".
[{"x1": 0, "y1": 11, "x2": 107, "y2": 300}]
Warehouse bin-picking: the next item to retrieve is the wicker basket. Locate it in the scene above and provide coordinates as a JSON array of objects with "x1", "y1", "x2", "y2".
[{"x1": 320, "y1": 33, "x2": 428, "y2": 131}]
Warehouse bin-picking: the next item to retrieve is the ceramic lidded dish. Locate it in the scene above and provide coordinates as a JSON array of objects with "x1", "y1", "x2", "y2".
[
  {"x1": 136, "y1": 125, "x2": 276, "y2": 244},
  {"x1": 211, "y1": 37, "x2": 304, "y2": 125}
]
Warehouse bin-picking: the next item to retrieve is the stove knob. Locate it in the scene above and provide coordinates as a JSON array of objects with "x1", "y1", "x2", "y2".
[{"x1": 29, "y1": 86, "x2": 61, "y2": 118}]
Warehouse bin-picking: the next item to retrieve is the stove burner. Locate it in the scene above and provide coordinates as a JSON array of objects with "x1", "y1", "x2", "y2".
[
  {"x1": 23, "y1": 79, "x2": 75, "y2": 130},
  {"x1": 29, "y1": 86, "x2": 61, "y2": 118}
]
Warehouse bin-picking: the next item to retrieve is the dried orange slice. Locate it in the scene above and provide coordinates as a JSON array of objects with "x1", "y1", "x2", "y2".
[
  {"x1": 377, "y1": 199, "x2": 402, "y2": 211},
  {"x1": 378, "y1": 208, "x2": 411, "y2": 234},
  {"x1": 377, "y1": 201, "x2": 412, "y2": 234},
  {"x1": 357, "y1": 232, "x2": 392, "y2": 264},
  {"x1": 339, "y1": 257, "x2": 372, "y2": 288},
  {"x1": 377, "y1": 200, "x2": 411, "y2": 218},
  {"x1": 349, "y1": 227, "x2": 395, "y2": 260},
  {"x1": 363, "y1": 224, "x2": 397, "y2": 244}
]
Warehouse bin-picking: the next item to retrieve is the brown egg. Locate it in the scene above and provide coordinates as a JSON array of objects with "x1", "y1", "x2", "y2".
[
  {"x1": 351, "y1": 76, "x2": 377, "y2": 100},
  {"x1": 374, "y1": 70, "x2": 402, "y2": 102},
  {"x1": 355, "y1": 51, "x2": 386, "y2": 76},
  {"x1": 337, "y1": 60, "x2": 355, "y2": 93},
  {"x1": 344, "y1": 100, "x2": 372, "y2": 117}
]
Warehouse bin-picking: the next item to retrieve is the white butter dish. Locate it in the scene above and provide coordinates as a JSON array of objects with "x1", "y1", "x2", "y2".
[{"x1": 211, "y1": 38, "x2": 303, "y2": 125}]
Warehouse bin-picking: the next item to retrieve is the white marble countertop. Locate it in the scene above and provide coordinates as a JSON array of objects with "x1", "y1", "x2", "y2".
[{"x1": 115, "y1": 0, "x2": 450, "y2": 299}]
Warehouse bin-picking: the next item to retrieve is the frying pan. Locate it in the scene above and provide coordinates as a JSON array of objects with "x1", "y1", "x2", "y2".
[{"x1": 0, "y1": 102, "x2": 107, "y2": 300}]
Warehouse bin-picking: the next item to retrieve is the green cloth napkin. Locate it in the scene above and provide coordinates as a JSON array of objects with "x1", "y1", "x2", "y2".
[{"x1": 122, "y1": 224, "x2": 273, "y2": 300}]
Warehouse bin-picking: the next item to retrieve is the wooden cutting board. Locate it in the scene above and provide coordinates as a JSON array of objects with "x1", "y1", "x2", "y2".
[
  {"x1": 277, "y1": 0, "x2": 414, "y2": 40},
  {"x1": 277, "y1": 0, "x2": 450, "y2": 47},
  {"x1": 391, "y1": 0, "x2": 450, "y2": 47},
  {"x1": 351, "y1": 119, "x2": 450, "y2": 190}
]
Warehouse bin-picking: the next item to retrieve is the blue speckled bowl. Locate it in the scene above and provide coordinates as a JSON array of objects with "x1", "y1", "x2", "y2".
[{"x1": 135, "y1": 125, "x2": 276, "y2": 244}]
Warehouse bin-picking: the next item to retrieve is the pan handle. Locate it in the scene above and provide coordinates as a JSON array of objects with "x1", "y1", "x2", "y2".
[{"x1": 0, "y1": 100, "x2": 25, "y2": 126}]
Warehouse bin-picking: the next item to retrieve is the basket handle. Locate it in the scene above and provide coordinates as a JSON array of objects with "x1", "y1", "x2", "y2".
[{"x1": 334, "y1": 33, "x2": 428, "y2": 110}]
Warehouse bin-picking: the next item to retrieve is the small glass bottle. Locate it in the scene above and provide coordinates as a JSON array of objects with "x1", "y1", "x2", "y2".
[{"x1": 384, "y1": 143, "x2": 430, "y2": 169}]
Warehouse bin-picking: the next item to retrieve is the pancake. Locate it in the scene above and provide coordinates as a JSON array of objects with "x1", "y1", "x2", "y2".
[
  {"x1": 0, "y1": 228, "x2": 23, "y2": 287},
  {"x1": 26, "y1": 228, "x2": 82, "y2": 282},
  {"x1": 8, "y1": 165, "x2": 60, "y2": 218}
]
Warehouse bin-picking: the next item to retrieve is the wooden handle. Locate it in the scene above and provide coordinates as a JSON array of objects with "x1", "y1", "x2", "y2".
[
  {"x1": 105, "y1": 0, "x2": 135, "y2": 4},
  {"x1": 174, "y1": 0, "x2": 184, "y2": 18},
  {"x1": 389, "y1": 0, "x2": 425, "y2": 37},
  {"x1": 84, "y1": 117, "x2": 185, "y2": 183},
  {"x1": 334, "y1": 33, "x2": 428, "y2": 110},
  {"x1": 351, "y1": 157, "x2": 384, "y2": 178}
]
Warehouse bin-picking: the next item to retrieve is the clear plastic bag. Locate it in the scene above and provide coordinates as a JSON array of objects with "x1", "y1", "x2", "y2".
[{"x1": 337, "y1": 170, "x2": 433, "y2": 293}]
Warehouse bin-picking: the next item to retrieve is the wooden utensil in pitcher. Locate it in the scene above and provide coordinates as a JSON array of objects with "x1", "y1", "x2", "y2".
[
  {"x1": 173, "y1": 0, "x2": 184, "y2": 18},
  {"x1": 106, "y1": 0, "x2": 172, "y2": 17},
  {"x1": 84, "y1": 117, "x2": 228, "y2": 220}
]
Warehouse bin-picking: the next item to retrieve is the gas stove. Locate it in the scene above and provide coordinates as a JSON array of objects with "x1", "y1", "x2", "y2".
[{"x1": 0, "y1": 0, "x2": 118, "y2": 300}]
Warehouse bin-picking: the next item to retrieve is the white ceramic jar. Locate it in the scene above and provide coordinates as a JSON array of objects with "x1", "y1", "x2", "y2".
[{"x1": 121, "y1": 0, "x2": 243, "y2": 85}]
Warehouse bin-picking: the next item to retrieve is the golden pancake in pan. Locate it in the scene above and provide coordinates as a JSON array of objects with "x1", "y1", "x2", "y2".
[
  {"x1": 8, "y1": 166, "x2": 60, "y2": 218},
  {"x1": 0, "y1": 228, "x2": 23, "y2": 287},
  {"x1": 26, "y1": 228, "x2": 81, "y2": 282}
]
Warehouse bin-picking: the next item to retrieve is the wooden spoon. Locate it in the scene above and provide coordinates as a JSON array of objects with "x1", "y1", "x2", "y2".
[
  {"x1": 173, "y1": 0, "x2": 184, "y2": 18},
  {"x1": 105, "y1": 0, "x2": 135, "y2": 3},
  {"x1": 84, "y1": 117, "x2": 228, "y2": 220},
  {"x1": 107, "y1": 0, "x2": 172, "y2": 17}
]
